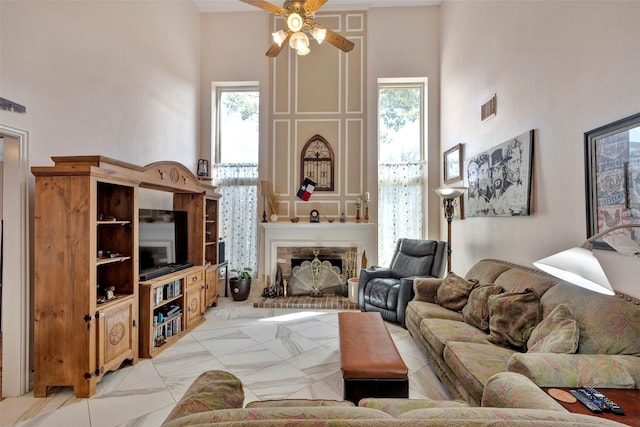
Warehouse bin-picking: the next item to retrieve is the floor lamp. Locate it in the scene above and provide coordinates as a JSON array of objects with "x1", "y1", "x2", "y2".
[
  {"x1": 434, "y1": 187, "x2": 468, "y2": 272},
  {"x1": 534, "y1": 223, "x2": 640, "y2": 295}
]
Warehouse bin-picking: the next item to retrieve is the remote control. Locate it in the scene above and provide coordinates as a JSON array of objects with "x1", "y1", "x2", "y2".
[
  {"x1": 579, "y1": 387, "x2": 625, "y2": 415},
  {"x1": 570, "y1": 389, "x2": 602, "y2": 413}
]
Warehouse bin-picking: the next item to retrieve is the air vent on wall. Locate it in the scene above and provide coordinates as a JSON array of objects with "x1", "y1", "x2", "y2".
[{"x1": 481, "y1": 94, "x2": 497, "y2": 122}]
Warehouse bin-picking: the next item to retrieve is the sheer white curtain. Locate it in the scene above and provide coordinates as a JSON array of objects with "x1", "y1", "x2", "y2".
[
  {"x1": 378, "y1": 161, "x2": 425, "y2": 266},
  {"x1": 212, "y1": 163, "x2": 258, "y2": 275}
]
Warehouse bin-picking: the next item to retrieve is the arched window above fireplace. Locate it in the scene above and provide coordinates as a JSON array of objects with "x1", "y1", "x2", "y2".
[{"x1": 300, "y1": 134, "x2": 334, "y2": 191}]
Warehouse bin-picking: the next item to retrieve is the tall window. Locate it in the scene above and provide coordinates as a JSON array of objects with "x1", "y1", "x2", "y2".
[
  {"x1": 378, "y1": 81, "x2": 426, "y2": 266},
  {"x1": 211, "y1": 86, "x2": 259, "y2": 275}
]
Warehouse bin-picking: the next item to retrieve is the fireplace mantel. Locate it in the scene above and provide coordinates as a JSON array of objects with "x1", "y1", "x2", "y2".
[{"x1": 261, "y1": 222, "x2": 377, "y2": 286}]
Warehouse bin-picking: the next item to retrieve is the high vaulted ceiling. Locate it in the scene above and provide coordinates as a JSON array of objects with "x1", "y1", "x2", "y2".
[{"x1": 193, "y1": 0, "x2": 440, "y2": 13}]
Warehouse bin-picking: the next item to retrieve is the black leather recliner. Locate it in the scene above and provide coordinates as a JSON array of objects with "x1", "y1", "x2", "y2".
[{"x1": 358, "y1": 238, "x2": 448, "y2": 327}]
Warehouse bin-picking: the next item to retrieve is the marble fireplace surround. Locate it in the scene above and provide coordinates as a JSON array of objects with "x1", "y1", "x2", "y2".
[{"x1": 261, "y1": 222, "x2": 377, "y2": 291}]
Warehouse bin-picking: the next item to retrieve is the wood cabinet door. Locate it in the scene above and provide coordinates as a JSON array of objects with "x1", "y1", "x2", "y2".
[
  {"x1": 184, "y1": 284, "x2": 203, "y2": 329},
  {"x1": 98, "y1": 299, "x2": 136, "y2": 373}
]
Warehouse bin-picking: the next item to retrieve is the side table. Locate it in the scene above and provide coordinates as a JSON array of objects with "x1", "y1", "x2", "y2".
[{"x1": 543, "y1": 387, "x2": 639, "y2": 426}]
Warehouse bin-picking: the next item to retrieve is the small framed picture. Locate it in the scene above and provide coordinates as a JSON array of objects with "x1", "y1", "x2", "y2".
[
  {"x1": 197, "y1": 159, "x2": 209, "y2": 177},
  {"x1": 444, "y1": 144, "x2": 463, "y2": 183}
]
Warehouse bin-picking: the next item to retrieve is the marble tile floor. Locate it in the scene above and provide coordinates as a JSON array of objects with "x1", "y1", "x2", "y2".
[{"x1": 1, "y1": 297, "x2": 451, "y2": 427}]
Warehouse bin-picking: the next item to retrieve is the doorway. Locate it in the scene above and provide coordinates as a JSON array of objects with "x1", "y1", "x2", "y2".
[{"x1": 0, "y1": 125, "x2": 30, "y2": 398}]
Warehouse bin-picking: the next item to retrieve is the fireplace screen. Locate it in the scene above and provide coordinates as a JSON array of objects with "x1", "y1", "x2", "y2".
[{"x1": 289, "y1": 250, "x2": 346, "y2": 296}]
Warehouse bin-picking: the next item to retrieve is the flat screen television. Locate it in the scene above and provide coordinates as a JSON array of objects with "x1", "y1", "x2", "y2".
[{"x1": 139, "y1": 209, "x2": 190, "y2": 280}]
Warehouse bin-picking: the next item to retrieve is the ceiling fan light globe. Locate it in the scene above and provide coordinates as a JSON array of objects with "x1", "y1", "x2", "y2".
[
  {"x1": 272, "y1": 30, "x2": 287, "y2": 47},
  {"x1": 289, "y1": 31, "x2": 309, "y2": 50},
  {"x1": 296, "y1": 45, "x2": 310, "y2": 56},
  {"x1": 311, "y1": 26, "x2": 326, "y2": 44},
  {"x1": 287, "y1": 13, "x2": 304, "y2": 32}
]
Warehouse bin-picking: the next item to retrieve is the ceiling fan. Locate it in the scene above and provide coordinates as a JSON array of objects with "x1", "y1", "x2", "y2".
[{"x1": 240, "y1": 0, "x2": 355, "y2": 57}]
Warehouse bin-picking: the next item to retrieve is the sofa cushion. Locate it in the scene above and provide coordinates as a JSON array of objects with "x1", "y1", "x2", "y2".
[
  {"x1": 246, "y1": 399, "x2": 355, "y2": 408},
  {"x1": 395, "y1": 407, "x2": 620, "y2": 425},
  {"x1": 420, "y1": 318, "x2": 491, "y2": 358},
  {"x1": 464, "y1": 259, "x2": 513, "y2": 284},
  {"x1": 493, "y1": 268, "x2": 557, "y2": 296},
  {"x1": 443, "y1": 342, "x2": 518, "y2": 404},
  {"x1": 435, "y1": 272, "x2": 479, "y2": 311},
  {"x1": 412, "y1": 277, "x2": 442, "y2": 303},
  {"x1": 406, "y1": 301, "x2": 463, "y2": 323},
  {"x1": 507, "y1": 353, "x2": 637, "y2": 388},
  {"x1": 481, "y1": 372, "x2": 567, "y2": 411},
  {"x1": 488, "y1": 288, "x2": 542, "y2": 350},
  {"x1": 541, "y1": 282, "x2": 640, "y2": 356},
  {"x1": 462, "y1": 284, "x2": 504, "y2": 331},
  {"x1": 164, "y1": 406, "x2": 394, "y2": 425},
  {"x1": 358, "y1": 398, "x2": 468, "y2": 418},
  {"x1": 527, "y1": 304, "x2": 579, "y2": 354}
]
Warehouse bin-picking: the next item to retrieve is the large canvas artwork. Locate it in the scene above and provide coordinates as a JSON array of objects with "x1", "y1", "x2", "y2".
[{"x1": 464, "y1": 130, "x2": 534, "y2": 217}]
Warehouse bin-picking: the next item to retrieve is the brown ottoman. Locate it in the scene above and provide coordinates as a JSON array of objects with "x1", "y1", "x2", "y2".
[{"x1": 338, "y1": 311, "x2": 409, "y2": 404}]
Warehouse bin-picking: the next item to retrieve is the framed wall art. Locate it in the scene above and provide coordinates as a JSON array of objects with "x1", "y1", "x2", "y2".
[
  {"x1": 464, "y1": 130, "x2": 534, "y2": 217},
  {"x1": 444, "y1": 143, "x2": 463, "y2": 183},
  {"x1": 585, "y1": 112, "x2": 640, "y2": 249},
  {"x1": 197, "y1": 159, "x2": 209, "y2": 177}
]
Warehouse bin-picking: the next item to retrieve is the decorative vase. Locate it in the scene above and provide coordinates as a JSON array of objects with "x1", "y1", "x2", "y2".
[
  {"x1": 230, "y1": 278, "x2": 251, "y2": 301},
  {"x1": 270, "y1": 213, "x2": 279, "y2": 222}
]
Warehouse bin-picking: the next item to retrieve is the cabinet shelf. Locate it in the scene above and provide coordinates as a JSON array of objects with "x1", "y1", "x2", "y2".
[
  {"x1": 154, "y1": 294, "x2": 182, "y2": 309},
  {"x1": 97, "y1": 220, "x2": 131, "y2": 226},
  {"x1": 154, "y1": 312, "x2": 182, "y2": 329},
  {"x1": 96, "y1": 256, "x2": 131, "y2": 266},
  {"x1": 97, "y1": 293, "x2": 135, "y2": 307}
]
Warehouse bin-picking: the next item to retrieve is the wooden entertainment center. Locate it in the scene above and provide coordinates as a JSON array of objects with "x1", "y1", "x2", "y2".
[{"x1": 32, "y1": 156, "x2": 221, "y2": 398}]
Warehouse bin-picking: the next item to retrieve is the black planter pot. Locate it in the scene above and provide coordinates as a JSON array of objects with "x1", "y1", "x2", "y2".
[{"x1": 230, "y1": 278, "x2": 251, "y2": 301}]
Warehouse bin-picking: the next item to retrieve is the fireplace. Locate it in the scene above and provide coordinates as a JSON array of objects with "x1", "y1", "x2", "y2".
[
  {"x1": 261, "y1": 223, "x2": 377, "y2": 291},
  {"x1": 281, "y1": 247, "x2": 357, "y2": 295}
]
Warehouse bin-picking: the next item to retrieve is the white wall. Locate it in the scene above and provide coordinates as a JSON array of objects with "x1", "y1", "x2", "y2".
[
  {"x1": 368, "y1": 7, "x2": 441, "y2": 239},
  {"x1": 440, "y1": 0, "x2": 640, "y2": 298},
  {"x1": 1, "y1": 0, "x2": 202, "y2": 169},
  {"x1": 199, "y1": 11, "x2": 270, "y2": 167}
]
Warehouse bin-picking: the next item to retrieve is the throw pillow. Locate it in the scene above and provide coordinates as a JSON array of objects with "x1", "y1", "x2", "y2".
[
  {"x1": 527, "y1": 304, "x2": 580, "y2": 353},
  {"x1": 435, "y1": 272, "x2": 479, "y2": 311},
  {"x1": 461, "y1": 284, "x2": 504, "y2": 331},
  {"x1": 487, "y1": 288, "x2": 542, "y2": 350}
]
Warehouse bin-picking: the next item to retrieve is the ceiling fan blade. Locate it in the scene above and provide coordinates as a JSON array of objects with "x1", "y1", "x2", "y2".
[
  {"x1": 304, "y1": 0, "x2": 328, "y2": 13},
  {"x1": 316, "y1": 25, "x2": 355, "y2": 53},
  {"x1": 266, "y1": 32, "x2": 292, "y2": 57},
  {"x1": 240, "y1": 0, "x2": 286, "y2": 15}
]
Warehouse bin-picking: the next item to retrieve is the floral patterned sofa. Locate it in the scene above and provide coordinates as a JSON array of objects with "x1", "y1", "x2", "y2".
[
  {"x1": 162, "y1": 370, "x2": 627, "y2": 426},
  {"x1": 405, "y1": 258, "x2": 640, "y2": 406}
]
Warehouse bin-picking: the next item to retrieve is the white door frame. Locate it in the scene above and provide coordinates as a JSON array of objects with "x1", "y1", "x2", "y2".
[{"x1": 0, "y1": 124, "x2": 30, "y2": 397}]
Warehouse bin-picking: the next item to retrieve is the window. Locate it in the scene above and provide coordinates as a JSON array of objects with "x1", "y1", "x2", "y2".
[
  {"x1": 211, "y1": 85, "x2": 259, "y2": 275},
  {"x1": 377, "y1": 81, "x2": 427, "y2": 266}
]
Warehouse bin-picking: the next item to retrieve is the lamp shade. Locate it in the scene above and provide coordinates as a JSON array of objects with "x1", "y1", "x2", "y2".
[
  {"x1": 289, "y1": 32, "x2": 309, "y2": 51},
  {"x1": 310, "y1": 25, "x2": 326, "y2": 44},
  {"x1": 272, "y1": 30, "x2": 288, "y2": 47},
  {"x1": 534, "y1": 247, "x2": 615, "y2": 295},
  {"x1": 434, "y1": 187, "x2": 467, "y2": 199}
]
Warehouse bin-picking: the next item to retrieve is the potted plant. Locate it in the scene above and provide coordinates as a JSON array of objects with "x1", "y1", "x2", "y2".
[{"x1": 229, "y1": 267, "x2": 253, "y2": 301}]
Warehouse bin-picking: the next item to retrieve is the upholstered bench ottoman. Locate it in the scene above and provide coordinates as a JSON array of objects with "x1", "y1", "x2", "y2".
[{"x1": 338, "y1": 311, "x2": 409, "y2": 404}]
